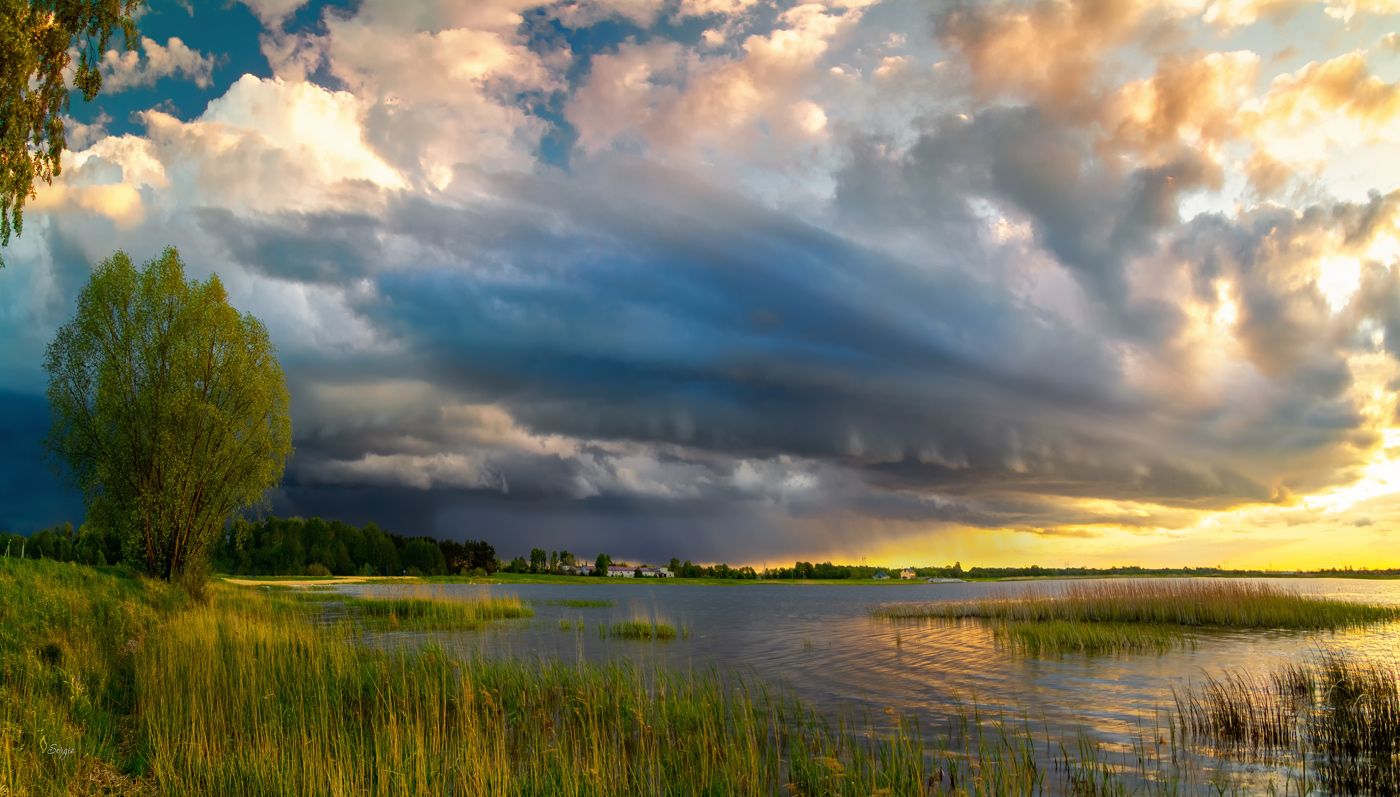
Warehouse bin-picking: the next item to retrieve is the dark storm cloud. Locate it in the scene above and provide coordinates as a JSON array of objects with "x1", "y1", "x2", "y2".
[
  {"x1": 197, "y1": 206, "x2": 384, "y2": 282},
  {"x1": 217, "y1": 154, "x2": 1374, "y2": 546},
  {"x1": 0, "y1": 392, "x2": 81, "y2": 533},
  {"x1": 270, "y1": 481, "x2": 806, "y2": 563},
  {"x1": 838, "y1": 106, "x2": 1203, "y2": 342}
]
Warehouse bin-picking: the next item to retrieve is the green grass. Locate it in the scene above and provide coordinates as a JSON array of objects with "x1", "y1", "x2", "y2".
[
  {"x1": 608, "y1": 619, "x2": 679, "y2": 640},
  {"x1": 992, "y1": 620, "x2": 1189, "y2": 654},
  {"x1": 340, "y1": 592, "x2": 532, "y2": 630},
  {"x1": 874, "y1": 580, "x2": 1400, "y2": 653},
  {"x1": 0, "y1": 558, "x2": 186, "y2": 793}
]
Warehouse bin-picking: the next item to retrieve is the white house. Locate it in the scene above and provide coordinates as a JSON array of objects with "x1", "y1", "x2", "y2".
[
  {"x1": 638, "y1": 567, "x2": 674, "y2": 578},
  {"x1": 606, "y1": 565, "x2": 636, "y2": 578},
  {"x1": 899, "y1": 568, "x2": 917, "y2": 580}
]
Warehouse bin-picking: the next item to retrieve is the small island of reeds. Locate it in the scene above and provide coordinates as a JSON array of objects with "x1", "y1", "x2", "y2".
[
  {"x1": 338, "y1": 592, "x2": 532, "y2": 630},
  {"x1": 608, "y1": 618, "x2": 681, "y2": 640},
  {"x1": 873, "y1": 580, "x2": 1400, "y2": 653}
]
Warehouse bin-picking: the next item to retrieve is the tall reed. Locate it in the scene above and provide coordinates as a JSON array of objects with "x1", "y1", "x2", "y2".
[
  {"x1": 875, "y1": 580, "x2": 1400, "y2": 628},
  {"x1": 339, "y1": 591, "x2": 532, "y2": 630},
  {"x1": 1174, "y1": 651, "x2": 1400, "y2": 795}
]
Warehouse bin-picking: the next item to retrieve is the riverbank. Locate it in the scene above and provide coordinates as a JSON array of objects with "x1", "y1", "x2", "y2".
[
  {"x1": 221, "y1": 570, "x2": 1400, "y2": 589},
  {"x1": 1, "y1": 557, "x2": 1280, "y2": 795}
]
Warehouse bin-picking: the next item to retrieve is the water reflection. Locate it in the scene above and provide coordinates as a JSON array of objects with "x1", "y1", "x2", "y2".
[{"x1": 338, "y1": 578, "x2": 1400, "y2": 761}]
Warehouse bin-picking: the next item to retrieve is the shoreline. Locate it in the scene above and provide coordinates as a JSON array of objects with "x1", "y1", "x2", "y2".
[{"x1": 220, "y1": 571, "x2": 1400, "y2": 588}]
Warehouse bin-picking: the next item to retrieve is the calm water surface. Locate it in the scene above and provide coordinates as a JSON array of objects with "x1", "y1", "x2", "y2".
[{"x1": 338, "y1": 577, "x2": 1400, "y2": 749}]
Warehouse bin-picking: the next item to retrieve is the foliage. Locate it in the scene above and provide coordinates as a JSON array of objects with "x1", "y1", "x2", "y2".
[
  {"x1": 0, "y1": 0, "x2": 143, "y2": 264},
  {"x1": 44, "y1": 248, "x2": 292, "y2": 582},
  {"x1": 212, "y1": 515, "x2": 496, "y2": 577},
  {"x1": 668, "y1": 558, "x2": 759, "y2": 579}
]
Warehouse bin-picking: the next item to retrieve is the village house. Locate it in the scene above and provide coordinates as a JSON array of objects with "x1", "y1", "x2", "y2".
[
  {"x1": 606, "y1": 565, "x2": 636, "y2": 578},
  {"x1": 899, "y1": 568, "x2": 916, "y2": 580}
]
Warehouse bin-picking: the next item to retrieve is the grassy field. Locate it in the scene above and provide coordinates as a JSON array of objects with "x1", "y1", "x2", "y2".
[
  {"x1": 873, "y1": 580, "x2": 1400, "y2": 653},
  {"x1": 3, "y1": 558, "x2": 1370, "y2": 795}
]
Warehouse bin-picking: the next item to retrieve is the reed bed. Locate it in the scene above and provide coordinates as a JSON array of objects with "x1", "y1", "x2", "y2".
[
  {"x1": 874, "y1": 580, "x2": 1400, "y2": 653},
  {"x1": 1174, "y1": 652, "x2": 1400, "y2": 795},
  {"x1": 993, "y1": 620, "x2": 1188, "y2": 654},
  {"x1": 130, "y1": 586, "x2": 1105, "y2": 795},
  {"x1": 608, "y1": 619, "x2": 679, "y2": 640},
  {"x1": 340, "y1": 592, "x2": 532, "y2": 630},
  {"x1": 2, "y1": 559, "x2": 1367, "y2": 795}
]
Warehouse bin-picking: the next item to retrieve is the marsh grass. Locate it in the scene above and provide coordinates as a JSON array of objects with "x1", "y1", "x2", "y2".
[
  {"x1": 1, "y1": 559, "x2": 1365, "y2": 796},
  {"x1": 994, "y1": 620, "x2": 1189, "y2": 654},
  {"x1": 1174, "y1": 652, "x2": 1400, "y2": 795},
  {"x1": 609, "y1": 619, "x2": 679, "y2": 640},
  {"x1": 874, "y1": 580, "x2": 1400, "y2": 653},
  {"x1": 340, "y1": 592, "x2": 532, "y2": 630},
  {"x1": 130, "y1": 585, "x2": 1116, "y2": 795}
]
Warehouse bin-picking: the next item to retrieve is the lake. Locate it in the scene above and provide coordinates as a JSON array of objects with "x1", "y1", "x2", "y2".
[{"x1": 338, "y1": 577, "x2": 1400, "y2": 790}]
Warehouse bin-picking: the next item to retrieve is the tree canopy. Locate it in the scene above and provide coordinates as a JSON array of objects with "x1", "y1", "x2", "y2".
[
  {"x1": 1, "y1": 0, "x2": 143, "y2": 264},
  {"x1": 44, "y1": 247, "x2": 292, "y2": 581}
]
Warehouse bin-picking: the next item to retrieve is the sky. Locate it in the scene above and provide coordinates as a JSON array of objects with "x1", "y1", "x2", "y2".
[{"x1": 2, "y1": 0, "x2": 1400, "y2": 568}]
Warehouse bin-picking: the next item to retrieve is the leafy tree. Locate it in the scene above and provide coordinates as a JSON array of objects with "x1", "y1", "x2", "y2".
[
  {"x1": 529, "y1": 547, "x2": 547, "y2": 574},
  {"x1": 400, "y1": 538, "x2": 445, "y2": 576},
  {"x1": 465, "y1": 539, "x2": 497, "y2": 574},
  {"x1": 439, "y1": 539, "x2": 468, "y2": 574},
  {"x1": 594, "y1": 553, "x2": 610, "y2": 577},
  {"x1": 44, "y1": 248, "x2": 292, "y2": 582},
  {"x1": 1, "y1": 0, "x2": 144, "y2": 264}
]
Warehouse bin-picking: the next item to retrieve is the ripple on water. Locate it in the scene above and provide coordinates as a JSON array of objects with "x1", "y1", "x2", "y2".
[{"x1": 338, "y1": 578, "x2": 1400, "y2": 756}]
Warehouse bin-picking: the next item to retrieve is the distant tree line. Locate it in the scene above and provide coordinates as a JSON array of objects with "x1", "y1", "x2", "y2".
[
  {"x1": 668, "y1": 558, "x2": 759, "y2": 579},
  {"x1": 0, "y1": 523, "x2": 120, "y2": 566},
  {"x1": 211, "y1": 517, "x2": 497, "y2": 577},
  {"x1": 762, "y1": 561, "x2": 966, "y2": 579},
  {"x1": 7, "y1": 520, "x2": 1400, "y2": 580},
  {"x1": 499, "y1": 547, "x2": 579, "y2": 574}
]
